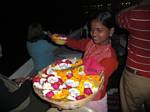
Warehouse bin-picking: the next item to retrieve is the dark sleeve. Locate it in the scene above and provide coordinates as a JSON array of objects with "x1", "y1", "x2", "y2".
[{"x1": 0, "y1": 80, "x2": 31, "y2": 111}]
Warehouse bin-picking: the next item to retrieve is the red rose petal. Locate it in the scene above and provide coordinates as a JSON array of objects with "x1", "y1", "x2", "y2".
[
  {"x1": 65, "y1": 85, "x2": 72, "y2": 89},
  {"x1": 32, "y1": 76, "x2": 40, "y2": 82},
  {"x1": 55, "y1": 60, "x2": 63, "y2": 65},
  {"x1": 46, "y1": 74, "x2": 55, "y2": 79},
  {"x1": 67, "y1": 73, "x2": 73, "y2": 79},
  {"x1": 84, "y1": 88, "x2": 93, "y2": 95},
  {"x1": 51, "y1": 82, "x2": 60, "y2": 90},
  {"x1": 65, "y1": 60, "x2": 72, "y2": 64},
  {"x1": 58, "y1": 78, "x2": 64, "y2": 85},
  {"x1": 46, "y1": 91, "x2": 54, "y2": 99},
  {"x1": 76, "y1": 95, "x2": 85, "y2": 100}
]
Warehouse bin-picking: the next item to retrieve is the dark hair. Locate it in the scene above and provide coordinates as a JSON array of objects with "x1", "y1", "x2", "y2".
[
  {"x1": 89, "y1": 11, "x2": 115, "y2": 30},
  {"x1": 27, "y1": 22, "x2": 45, "y2": 42}
]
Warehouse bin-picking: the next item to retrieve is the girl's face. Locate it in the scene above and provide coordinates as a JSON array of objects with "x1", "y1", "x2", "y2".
[{"x1": 90, "y1": 20, "x2": 114, "y2": 45}]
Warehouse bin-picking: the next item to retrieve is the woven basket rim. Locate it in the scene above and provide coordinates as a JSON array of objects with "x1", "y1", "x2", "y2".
[{"x1": 33, "y1": 86, "x2": 97, "y2": 109}]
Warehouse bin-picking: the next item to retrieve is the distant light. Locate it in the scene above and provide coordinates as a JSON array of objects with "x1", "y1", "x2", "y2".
[
  {"x1": 107, "y1": 3, "x2": 111, "y2": 6},
  {"x1": 121, "y1": 2, "x2": 124, "y2": 5}
]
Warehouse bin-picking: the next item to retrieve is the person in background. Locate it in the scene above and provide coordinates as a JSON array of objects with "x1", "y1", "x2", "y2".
[
  {"x1": 0, "y1": 75, "x2": 31, "y2": 112},
  {"x1": 116, "y1": 0, "x2": 150, "y2": 111},
  {"x1": 50, "y1": 11, "x2": 118, "y2": 112},
  {"x1": 26, "y1": 22, "x2": 58, "y2": 75},
  {"x1": 0, "y1": 43, "x2": 50, "y2": 112},
  {"x1": 0, "y1": 43, "x2": 31, "y2": 111}
]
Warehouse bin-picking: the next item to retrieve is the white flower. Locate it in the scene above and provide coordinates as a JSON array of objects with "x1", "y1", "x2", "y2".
[
  {"x1": 53, "y1": 90, "x2": 60, "y2": 94},
  {"x1": 84, "y1": 81, "x2": 92, "y2": 88},
  {"x1": 67, "y1": 95, "x2": 76, "y2": 101},
  {"x1": 39, "y1": 78, "x2": 46, "y2": 85},
  {"x1": 91, "y1": 87, "x2": 99, "y2": 94},
  {"x1": 43, "y1": 82, "x2": 53, "y2": 90},
  {"x1": 46, "y1": 68, "x2": 57, "y2": 75},
  {"x1": 74, "y1": 81, "x2": 79, "y2": 87},
  {"x1": 69, "y1": 88, "x2": 80, "y2": 97},
  {"x1": 66, "y1": 79, "x2": 79, "y2": 87},
  {"x1": 78, "y1": 71, "x2": 85, "y2": 76},
  {"x1": 70, "y1": 57, "x2": 77, "y2": 64},
  {"x1": 47, "y1": 76, "x2": 58, "y2": 83},
  {"x1": 59, "y1": 63, "x2": 71, "y2": 69},
  {"x1": 59, "y1": 83, "x2": 66, "y2": 89},
  {"x1": 41, "y1": 73, "x2": 47, "y2": 78},
  {"x1": 33, "y1": 82, "x2": 43, "y2": 89},
  {"x1": 43, "y1": 89, "x2": 51, "y2": 96}
]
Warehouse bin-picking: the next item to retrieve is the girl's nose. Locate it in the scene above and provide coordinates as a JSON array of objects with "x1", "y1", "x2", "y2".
[{"x1": 93, "y1": 31, "x2": 97, "y2": 36}]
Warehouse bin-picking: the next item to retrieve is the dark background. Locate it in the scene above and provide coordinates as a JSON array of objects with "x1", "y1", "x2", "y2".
[
  {"x1": 0, "y1": 1, "x2": 84, "y2": 76},
  {"x1": 0, "y1": 0, "x2": 136, "y2": 76}
]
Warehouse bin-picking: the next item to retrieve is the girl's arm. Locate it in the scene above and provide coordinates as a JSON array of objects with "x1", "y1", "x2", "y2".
[
  {"x1": 101, "y1": 57, "x2": 118, "y2": 79},
  {"x1": 66, "y1": 38, "x2": 90, "y2": 51}
]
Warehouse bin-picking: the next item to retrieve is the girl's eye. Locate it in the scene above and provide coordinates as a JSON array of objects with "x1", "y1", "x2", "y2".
[{"x1": 91, "y1": 28, "x2": 103, "y2": 33}]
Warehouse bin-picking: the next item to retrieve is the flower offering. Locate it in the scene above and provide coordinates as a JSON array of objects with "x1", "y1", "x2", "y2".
[{"x1": 33, "y1": 57, "x2": 104, "y2": 109}]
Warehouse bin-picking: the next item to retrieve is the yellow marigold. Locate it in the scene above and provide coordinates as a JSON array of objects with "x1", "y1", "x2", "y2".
[
  {"x1": 52, "y1": 89, "x2": 69, "y2": 100},
  {"x1": 69, "y1": 77, "x2": 79, "y2": 82},
  {"x1": 56, "y1": 70, "x2": 67, "y2": 77},
  {"x1": 77, "y1": 79, "x2": 85, "y2": 93},
  {"x1": 72, "y1": 67, "x2": 85, "y2": 81},
  {"x1": 91, "y1": 75, "x2": 101, "y2": 84}
]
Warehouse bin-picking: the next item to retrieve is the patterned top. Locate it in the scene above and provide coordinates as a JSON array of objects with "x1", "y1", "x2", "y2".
[
  {"x1": 117, "y1": 4, "x2": 150, "y2": 78},
  {"x1": 66, "y1": 38, "x2": 118, "y2": 100}
]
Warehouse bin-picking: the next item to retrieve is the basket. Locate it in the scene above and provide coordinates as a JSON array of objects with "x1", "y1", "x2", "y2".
[
  {"x1": 33, "y1": 86, "x2": 97, "y2": 109},
  {"x1": 33, "y1": 73, "x2": 104, "y2": 109},
  {"x1": 33, "y1": 58, "x2": 104, "y2": 109}
]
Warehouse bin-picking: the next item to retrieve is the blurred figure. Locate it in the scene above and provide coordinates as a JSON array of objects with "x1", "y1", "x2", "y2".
[
  {"x1": 0, "y1": 43, "x2": 50, "y2": 112},
  {"x1": 26, "y1": 22, "x2": 58, "y2": 74},
  {"x1": 0, "y1": 75, "x2": 31, "y2": 112},
  {"x1": 0, "y1": 43, "x2": 31, "y2": 111},
  {"x1": 116, "y1": 0, "x2": 150, "y2": 111}
]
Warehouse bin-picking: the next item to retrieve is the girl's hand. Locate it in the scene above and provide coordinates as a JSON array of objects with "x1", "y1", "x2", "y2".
[{"x1": 50, "y1": 34, "x2": 67, "y2": 45}]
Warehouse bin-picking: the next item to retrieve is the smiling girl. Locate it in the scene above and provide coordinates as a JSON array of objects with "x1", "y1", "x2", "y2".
[{"x1": 50, "y1": 11, "x2": 118, "y2": 112}]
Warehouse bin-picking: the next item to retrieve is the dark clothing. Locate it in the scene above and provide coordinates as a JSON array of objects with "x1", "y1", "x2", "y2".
[
  {"x1": 0, "y1": 79, "x2": 31, "y2": 111},
  {"x1": 21, "y1": 91, "x2": 50, "y2": 112}
]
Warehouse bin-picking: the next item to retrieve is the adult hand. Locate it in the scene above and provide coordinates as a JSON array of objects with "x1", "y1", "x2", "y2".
[
  {"x1": 12, "y1": 76, "x2": 33, "y2": 86},
  {"x1": 12, "y1": 77, "x2": 25, "y2": 85}
]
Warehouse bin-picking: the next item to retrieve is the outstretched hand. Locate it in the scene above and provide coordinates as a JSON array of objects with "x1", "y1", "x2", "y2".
[{"x1": 49, "y1": 33, "x2": 67, "y2": 45}]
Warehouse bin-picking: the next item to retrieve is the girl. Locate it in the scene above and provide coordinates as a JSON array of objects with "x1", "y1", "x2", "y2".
[{"x1": 51, "y1": 11, "x2": 118, "y2": 112}]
